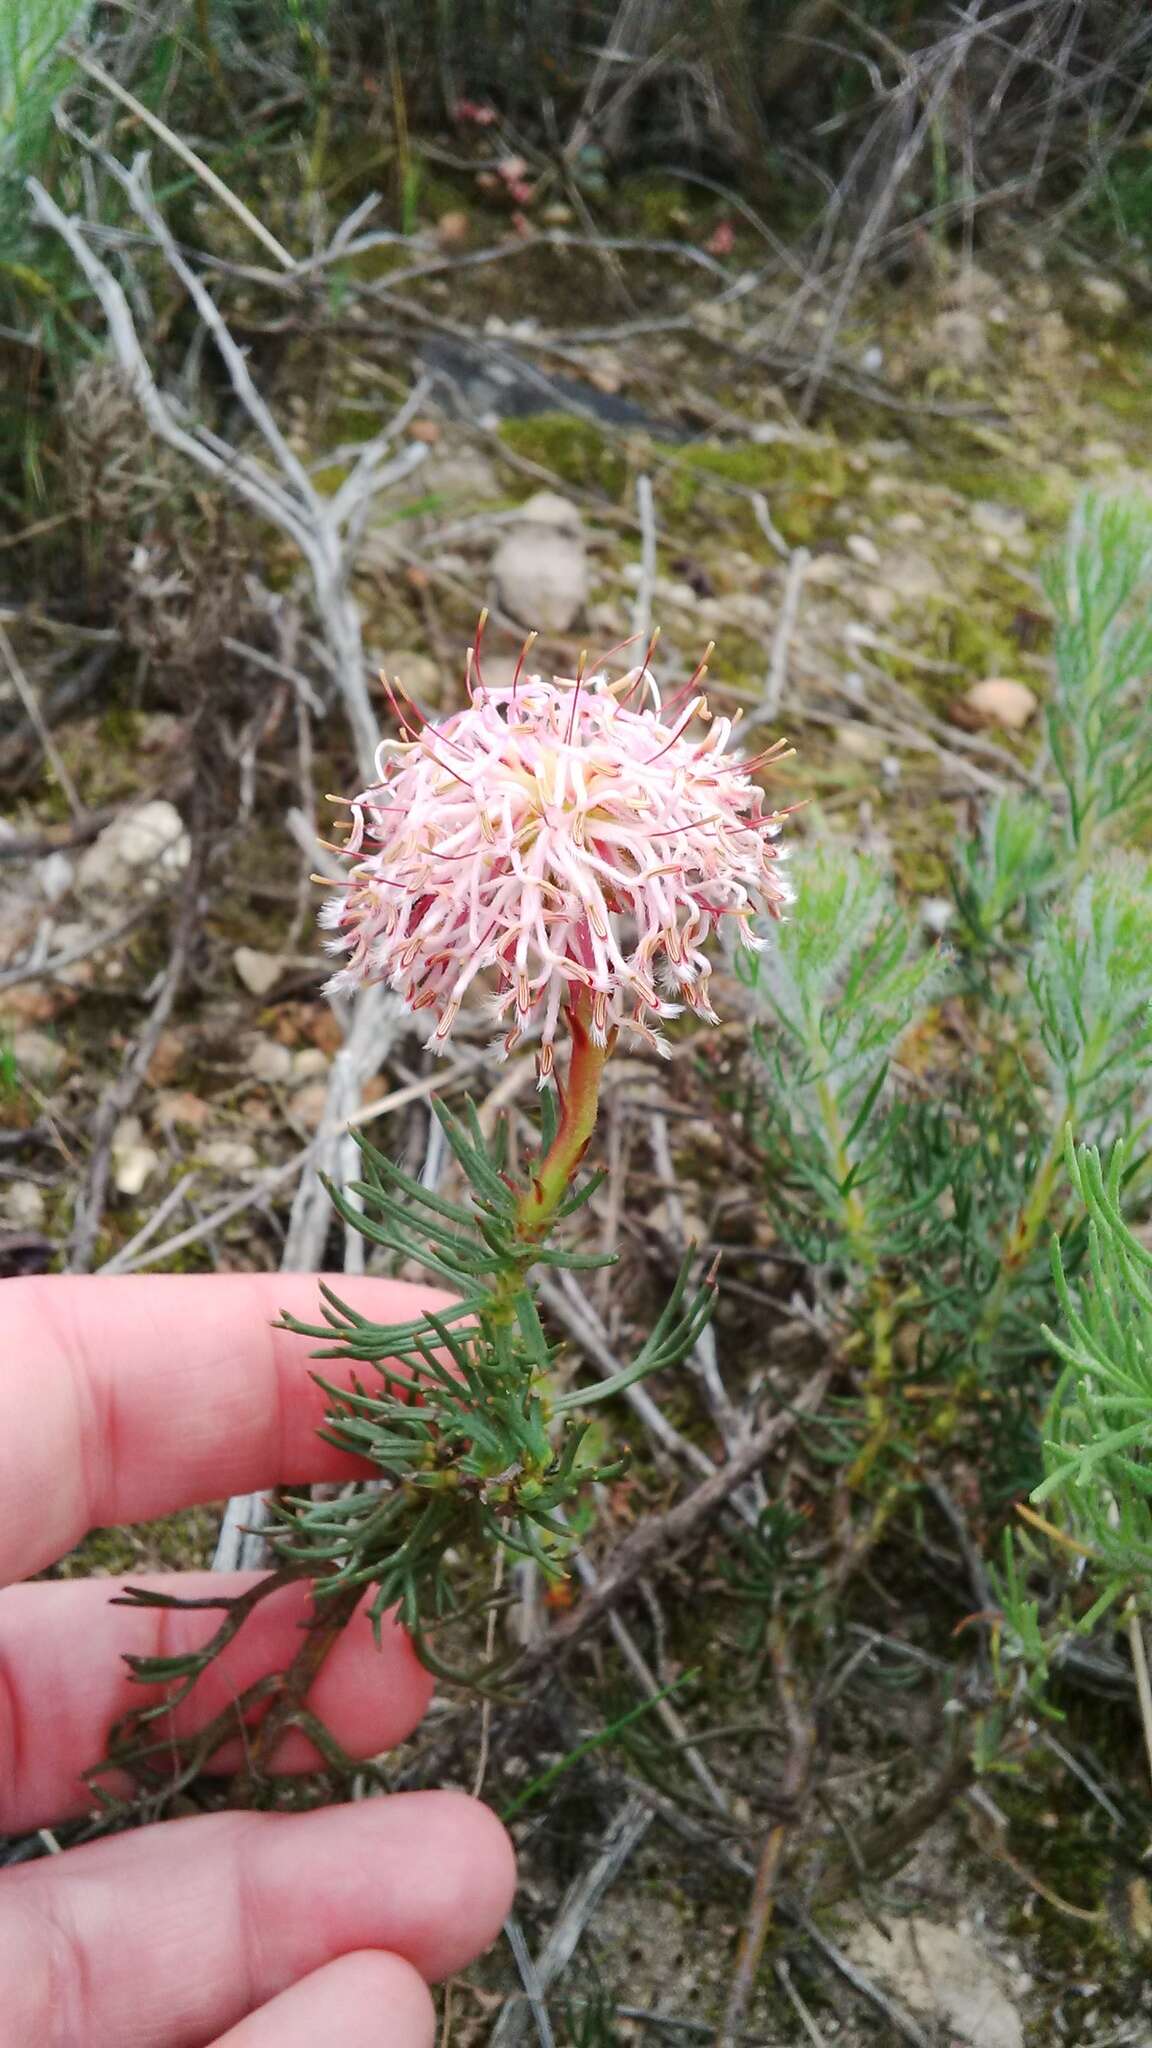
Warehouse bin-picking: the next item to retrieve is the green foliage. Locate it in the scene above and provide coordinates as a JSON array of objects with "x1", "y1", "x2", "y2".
[
  {"x1": 1043, "y1": 494, "x2": 1152, "y2": 855},
  {"x1": 0, "y1": 0, "x2": 86, "y2": 189},
  {"x1": 744, "y1": 495, "x2": 1152, "y2": 1520},
  {"x1": 231, "y1": 1100, "x2": 712, "y2": 1671},
  {"x1": 1024, "y1": 860, "x2": 1152, "y2": 1136},
  {"x1": 1035, "y1": 1139, "x2": 1152, "y2": 1623},
  {"x1": 989, "y1": 1525, "x2": 1065, "y2": 1718},
  {"x1": 740, "y1": 845, "x2": 944, "y2": 1271},
  {"x1": 951, "y1": 792, "x2": 1059, "y2": 948},
  {"x1": 0, "y1": 1040, "x2": 19, "y2": 1101}
]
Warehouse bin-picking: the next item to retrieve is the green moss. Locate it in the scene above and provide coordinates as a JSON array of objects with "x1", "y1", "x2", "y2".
[
  {"x1": 54, "y1": 1506, "x2": 220, "y2": 1580},
  {"x1": 310, "y1": 462, "x2": 352, "y2": 495},
  {"x1": 498, "y1": 413, "x2": 629, "y2": 498},
  {"x1": 616, "y1": 173, "x2": 700, "y2": 238},
  {"x1": 98, "y1": 703, "x2": 143, "y2": 751},
  {"x1": 889, "y1": 557, "x2": 1047, "y2": 711},
  {"x1": 327, "y1": 403, "x2": 385, "y2": 442},
  {"x1": 990, "y1": 1736, "x2": 1147, "y2": 1992},
  {"x1": 947, "y1": 463, "x2": 1073, "y2": 526},
  {"x1": 662, "y1": 438, "x2": 850, "y2": 547},
  {"x1": 892, "y1": 800, "x2": 955, "y2": 896}
]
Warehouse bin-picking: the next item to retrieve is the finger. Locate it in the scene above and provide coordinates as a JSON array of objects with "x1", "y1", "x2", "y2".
[
  {"x1": 0, "y1": 1573, "x2": 434, "y2": 1830},
  {"x1": 0, "y1": 1273, "x2": 456, "y2": 1582},
  {"x1": 2, "y1": 1791, "x2": 515, "y2": 2048},
  {"x1": 209, "y1": 1952, "x2": 435, "y2": 2048}
]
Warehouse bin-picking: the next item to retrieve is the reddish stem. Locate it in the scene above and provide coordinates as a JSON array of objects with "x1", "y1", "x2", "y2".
[{"x1": 516, "y1": 999, "x2": 610, "y2": 1239}]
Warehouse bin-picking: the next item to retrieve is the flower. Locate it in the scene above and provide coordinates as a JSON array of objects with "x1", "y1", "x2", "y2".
[{"x1": 321, "y1": 644, "x2": 791, "y2": 1069}]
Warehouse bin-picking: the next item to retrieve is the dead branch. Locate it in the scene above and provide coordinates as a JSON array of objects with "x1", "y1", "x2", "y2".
[
  {"x1": 493, "y1": 1802, "x2": 653, "y2": 2048},
  {"x1": 28, "y1": 158, "x2": 428, "y2": 782}
]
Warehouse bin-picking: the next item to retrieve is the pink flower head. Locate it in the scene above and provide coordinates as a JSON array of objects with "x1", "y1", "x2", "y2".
[{"x1": 321, "y1": 641, "x2": 791, "y2": 1072}]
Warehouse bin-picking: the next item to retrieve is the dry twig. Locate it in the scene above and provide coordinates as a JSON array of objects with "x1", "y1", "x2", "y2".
[
  {"x1": 493, "y1": 1801, "x2": 653, "y2": 2048},
  {"x1": 29, "y1": 161, "x2": 428, "y2": 782},
  {"x1": 718, "y1": 1629, "x2": 816, "y2": 2048}
]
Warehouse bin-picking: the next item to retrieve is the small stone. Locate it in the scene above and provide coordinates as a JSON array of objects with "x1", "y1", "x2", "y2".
[
  {"x1": 233, "y1": 947, "x2": 288, "y2": 998},
  {"x1": 291, "y1": 1047, "x2": 330, "y2": 1083},
  {"x1": 146, "y1": 1029, "x2": 187, "y2": 1087},
  {"x1": 1, "y1": 1181, "x2": 46, "y2": 1229},
  {"x1": 884, "y1": 552, "x2": 948, "y2": 602},
  {"x1": 418, "y1": 446, "x2": 502, "y2": 504},
  {"x1": 970, "y1": 499, "x2": 1027, "y2": 542},
  {"x1": 38, "y1": 851, "x2": 74, "y2": 903},
  {"x1": 858, "y1": 584, "x2": 897, "y2": 622},
  {"x1": 492, "y1": 492, "x2": 587, "y2": 633},
  {"x1": 845, "y1": 532, "x2": 881, "y2": 568},
  {"x1": 921, "y1": 895, "x2": 953, "y2": 935},
  {"x1": 199, "y1": 1138, "x2": 259, "y2": 1173},
  {"x1": 153, "y1": 1090, "x2": 213, "y2": 1131},
  {"x1": 111, "y1": 1117, "x2": 160, "y2": 1197},
  {"x1": 77, "y1": 800, "x2": 190, "y2": 896},
  {"x1": 842, "y1": 1917, "x2": 1022, "y2": 2048},
  {"x1": 246, "y1": 1037, "x2": 293, "y2": 1084},
  {"x1": 954, "y1": 677, "x2": 1039, "y2": 732},
  {"x1": 11, "y1": 1029, "x2": 66, "y2": 1082},
  {"x1": 436, "y1": 210, "x2": 470, "y2": 249},
  {"x1": 804, "y1": 552, "x2": 848, "y2": 587},
  {"x1": 1081, "y1": 273, "x2": 1128, "y2": 318},
  {"x1": 1083, "y1": 438, "x2": 1125, "y2": 464},
  {"x1": 291, "y1": 1080, "x2": 330, "y2": 1131}
]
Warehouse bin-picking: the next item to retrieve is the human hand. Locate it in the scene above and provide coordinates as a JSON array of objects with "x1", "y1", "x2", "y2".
[{"x1": 0, "y1": 1273, "x2": 516, "y2": 2047}]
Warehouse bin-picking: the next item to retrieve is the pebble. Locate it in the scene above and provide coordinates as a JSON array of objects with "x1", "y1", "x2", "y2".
[
  {"x1": 112, "y1": 1116, "x2": 160, "y2": 1197},
  {"x1": 246, "y1": 1037, "x2": 293, "y2": 1084},
  {"x1": 845, "y1": 532, "x2": 881, "y2": 568},
  {"x1": 233, "y1": 947, "x2": 288, "y2": 998},
  {"x1": 77, "y1": 800, "x2": 190, "y2": 896},
  {"x1": 955, "y1": 677, "x2": 1039, "y2": 731},
  {"x1": 291, "y1": 1080, "x2": 330, "y2": 1131},
  {"x1": 842, "y1": 1916, "x2": 1023, "y2": 2048},
  {"x1": 291, "y1": 1047, "x2": 330, "y2": 1083},
  {"x1": 436, "y1": 210, "x2": 470, "y2": 249},
  {"x1": 1, "y1": 1181, "x2": 46, "y2": 1229},
  {"x1": 970, "y1": 499, "x2": 1027, "y2": 542},
  {"x1": 1081, "y1": 273, "x2": 1129, "y2": 318},
  {"x1": 492, "y1": 491, "x2": 587, "y2": 633},
  {"x1": 921, "y1": 895, "x2": 953, "y2": 935},
  {"x1": 10, "y1": 1029, "x2": 66, "y2": 1082},
  {"x1": 199, "y1": 1138, "x2": 260, "y2": 1174},
  {"x1": 153, "y1": 1090, "x2": 214, "y2": 1131},
  {"x1": 37, "y1": 851, "x2": 74, "y2": 903}
]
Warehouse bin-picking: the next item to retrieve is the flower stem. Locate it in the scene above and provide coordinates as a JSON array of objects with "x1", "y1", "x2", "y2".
[{"x1": 516, "y1": 1000, "x2": 610, "y2": 1239}]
